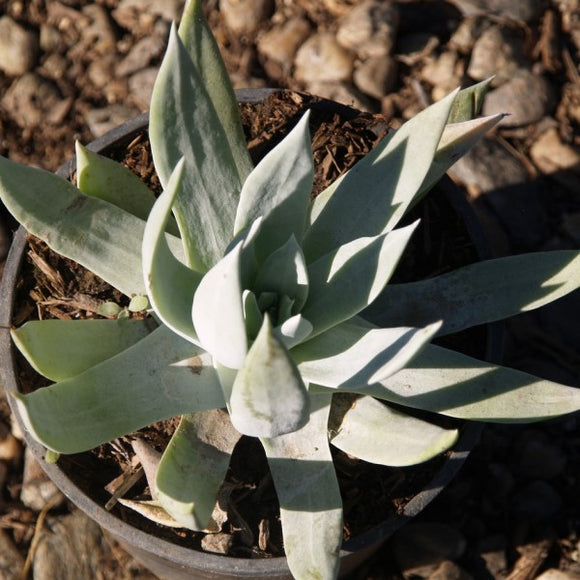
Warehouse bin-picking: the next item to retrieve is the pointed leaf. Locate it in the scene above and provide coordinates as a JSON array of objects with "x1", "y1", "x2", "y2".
[
  {"x1": 416, "y1": 113, "x2": 506, "y2": 199},
  {"x1": 75, "y1": 142, "x2": 156, "y2": 222},
  {"x1": 295, "y1": 319, "x2": 440, "y2": 388},
  {"x1": 230, "y1": 316, "x2": 309, "y2": 437},
  {"x1": 143, "y1": 159, "x2": 202, "y2": 344},
  {"x1": 275, "y1": 314, "x2": 313, "y2": 350},
  {"x1": 329, "y1": 394, "x2": 458, "y2": 467},
  {"x1": 0, "y1": 157, "x2": 184, "y2": 296},
  {"x1": 303, "y1": 221, "x2": 418, "y2": 336},
  {"x1": 352, "y1": 344, "x2": 580, "y2": 422},
  {"x1": 117, "y1": 499, "x2": 186, "y2": 528},
  {"x1": 234, "y1": 112, "x2": 313, "y2": 258},
  {"x1": 447, "y1": 77, "x2": 494, "y2": 124},
  {"x1": 254, "y1": 235, "x2": 309, "y2": 313},
  {"x1": 150, "y1": 25, "x2": 245, "y2": 271},
  {"x1": 364, "y1": 251, "x2": 580, "y2": 336},
  {"x1": 156, "y1": 410, "x2": 241, "y2": 530},
  {"x1": 304, "y1": 89, "x2": 459, "y2": 261},
  {"x1": 11, "y1": 318, "x2": 155, "y2": 382},
  {"x1": 261, "y1": 393, "x2": 342, "y2": 580},
  {"x1": 178, "y1": 0, "x2": 252, "y2": 181},
  {"x1": 12, "y1": 325, "x2": 225, "y2": 453},
  {"x1": 192, "y1": 241, "x2": 247, "y2": 369}
]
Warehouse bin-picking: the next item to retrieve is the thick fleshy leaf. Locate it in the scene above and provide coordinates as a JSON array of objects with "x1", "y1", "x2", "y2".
[
  {"x1": 192, "y1": 241, "x2": 247, "y2": 369},
  {"x1": 156, "y1": 410, "x2": 241, "y2": 530},
  {"x1": 447, "y1": 77, "x2": 493, "y2": 123},
  {"x1": 234, "y1": 112, "x2": 313, "y2": 258},
  {"x1": 417, "y1": 113, "x2": 506, "y2": 198},
  {"x1": 11, "y1": 318, "x2": 156, "y2": 382},
  {"x1": 304, "y1": 89, "x2": 458, "y2": 261},
  {"x1": 178, "y1": 0, "x2": 252, "y2": 181},
  {"x1": 12, "y1": 325, "x2": 225, "y2": 453},
  {"x1": 75, "y1": 142, "x2": 158, "y2": 223},
  {"x1": 0, "y1": 156, "x2": 183, "y2": 296},
  {"x1": 346, "y1": 344, "x2": 580, "y2": 422},
  {"x1": 254, "y1": 235, "x2": 309, "y2": 314},
  {"x1": 150, "y1": 24, "x2": 245, "y2": 271},
  {"x1": 275, "y1": 314, "x2": 313, "y2": 350},
  {"x1": 329, "y1": 394, "x2": 458, "y2": 466},
  {"x1": 261, "y1": 393, "x2": 342, "y2": 580},
  {"x1": 230, "y1": 316, "x2": 309, "y2": 437},
  {"x1": 302, "y1": 221, "x2": 418, "y2": 336},
  {"x1": 364, "y1": 251, "x2": 580, "y2": 336},
  {"x1": 294, "y1": 319, "x2": 440, "y2": 388},
  {"x1": 143, "y1": 159, "x2": 201, "y2": 344}
]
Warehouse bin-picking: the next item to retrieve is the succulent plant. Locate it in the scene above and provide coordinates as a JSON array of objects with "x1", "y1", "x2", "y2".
[{"x1": 1, "y1": 1, "x2": 579, "y2": 578}]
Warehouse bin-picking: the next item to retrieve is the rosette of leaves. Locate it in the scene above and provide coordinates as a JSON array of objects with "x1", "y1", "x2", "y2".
[{"x1": 1, "y1": 2, "x2": 579, "y2": 579}]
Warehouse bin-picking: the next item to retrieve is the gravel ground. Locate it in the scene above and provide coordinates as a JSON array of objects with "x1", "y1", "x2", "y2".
[{"x1": 0, "y1": 0, "x2": 579, "y2": 578}]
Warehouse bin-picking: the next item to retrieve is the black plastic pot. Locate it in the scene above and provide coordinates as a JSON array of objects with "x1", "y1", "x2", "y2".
[{"x1": 0, "y1": 91, "x2": 500, "y2": 579}]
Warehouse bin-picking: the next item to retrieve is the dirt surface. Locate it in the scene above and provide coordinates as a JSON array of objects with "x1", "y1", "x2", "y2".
[{"x1": 0, "y1": 1, "x2": 579, "y2": 579}]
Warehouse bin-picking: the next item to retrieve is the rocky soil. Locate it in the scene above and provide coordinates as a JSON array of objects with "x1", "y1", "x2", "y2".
[{"x1": 0, "y1": 0, "x2": 579, "y2": 578}]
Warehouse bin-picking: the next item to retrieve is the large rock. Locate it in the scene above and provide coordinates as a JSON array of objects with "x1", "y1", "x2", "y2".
[{"x1": 0, "y1": 16, "x2": 39, "y2": 76}]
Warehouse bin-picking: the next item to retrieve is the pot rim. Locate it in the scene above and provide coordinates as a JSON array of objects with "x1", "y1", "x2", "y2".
[{"x1": 0, "y1": 89, "x2": 494, "y2": 576}]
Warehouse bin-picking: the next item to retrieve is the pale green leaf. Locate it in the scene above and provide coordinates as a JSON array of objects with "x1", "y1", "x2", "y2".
[
  {"x1": 11, "y1": 318, "x2": 155, "y2": 382},
  {"x1": 364, "y1": 251, "x2": 580, "y2": 336},
  {"x1": 295, "y1": 319, "x2": 440, "y2": 389},
  {"x1": 75, "y1": 142, "x2": 158, "y2": 223},
  {"x1": 128, "y1": 295, "x2": 149, "y2": 312},
  {"x1": 302, "y1": 221, "x2": 418, "y2": 336},
  {"x1": 143, "y1": 159, "x2": 202, "y2": 344},
  {"x1": 417, "y1": 113, "x2": 505, "y2": 198},
  {"x1": 178, "y1": 0, "x2": 252, "y2": 181},
  {"x1": 156, "y1": 410, "x2": 241, "y2": 530},
  {"x1": 261, "y1": 393, "x2": 342, "y2": 580},
  {"x1": 191, "y1": 241, "x2": 247, "y2": 369},
  {"x1": 12, "y1": 325, "x2": 225, "y2": 453},
  {"x1": 150, "y1": 24, "x2": 244, "y2": 271},
  {"x1": 234, "y1": 112, "x2": 313, "y2": 258},
  {"x1": 329, "y1": 394, "x2": 458, "y2": 467},
  {"x1": 447, "y1": 77, "x2": 494, "y2": 124},
  {"x1": 275, "y1": 314, "x2": 313, "y2": 350},
  {"x1": 304, "y1": 89, "x2": 459, "y2": 261},
  {"x1": 254, "y1": 235, "x2": 309, "y2": 314},
  {"x1": 353, "y1": 344, "x2": 580, "y2": 422},
  {"x1": 0, "y1": 156, "x2": 186, "y2": 297},
  {"x1": 97, "y1": 302, "x2": 123, "y2": 318},
  {"x1": 230, "y1": 316, "x2": 309, "y2": 437}
]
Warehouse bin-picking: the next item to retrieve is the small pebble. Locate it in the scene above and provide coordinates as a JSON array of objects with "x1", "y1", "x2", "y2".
[
  {"x1": 421, "y1": 51, "x2": 463, "y2": 100},
  {"x1": 257, "y1": 17, "x2": 311, "y2": 74},
  {"x1": 220, "y1": 0, "x2": 274, "y2": 35},
  {"x1": 428, "y1": 560, "x2": 472, "y2": 580},
  {"x1": 116, "y1": 35, "x2": 165, "y2": 77},
  {"x1": 483, "y1": 70, "x2": 555, "y2": 127},
  {"x1": 530, "y1": 128, "x2": 580, "y2": 190},
  {"x1": 0, "y1": 16, "x2": 39, "y2": 76},
  {"x1": 0, "y1": 529, "x2": 25, "y2": 580},
  {"x1": 201, "y1": 532, "x2": 234, "y2": 555},
  {"x1": 85, "y1": 104, "x2": 139, "y2": 138},
  {"x1": 451, "y1": 0, "x2": 541, "y2": 23},
  {"x1": 353, "y1": 55, "x2": 397, "y2": 100},
  {"x1": 129, "y1": 67, "x2": 158, "y2": 110},
  {"x1": 1, "y1": 73, "x2": 72, "y2": 128},
  {"x1": 337, "y1": 0, "x2": 399, "y2": 58},
  {"x1": 467, "y1": 25, "x2": 526, "y2": 85},
  {"x1": 294, "y1": 33, "x2": 355, "y2": 84},
  {"x1": 33, "y1": 511, "x2": 108, "y2": 580},
  {"x1": 20, "y1": 447, "x2": 65, "y2": 511},
  {"x1": 536, "y1": 568, "x2": 580, "y2": 580}
]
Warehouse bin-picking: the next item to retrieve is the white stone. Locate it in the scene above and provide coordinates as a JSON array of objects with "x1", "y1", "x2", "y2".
[
  {"x1": 0, "y1": 16, "x2": 39, "y2": 76},
  {"x1": 353, "y1": 56, "x2": 397, "y2": 100},
  {"x1": 220, "y1": 0, "x2": 274, "y2": 35},
  {"x1": 257, "y1": 17, "x2": 312, "y2": 69},
  {"x1": 294, "y1": 33, "x2": 355, "y2": 84},
  {"x1": 337, "y1": 0, "x2": 399, "y2": 58}
]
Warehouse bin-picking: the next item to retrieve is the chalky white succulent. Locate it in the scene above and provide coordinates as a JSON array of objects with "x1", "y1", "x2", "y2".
[{"x1": 1, "y1": 1, "x2": 579, "y2": 579}]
